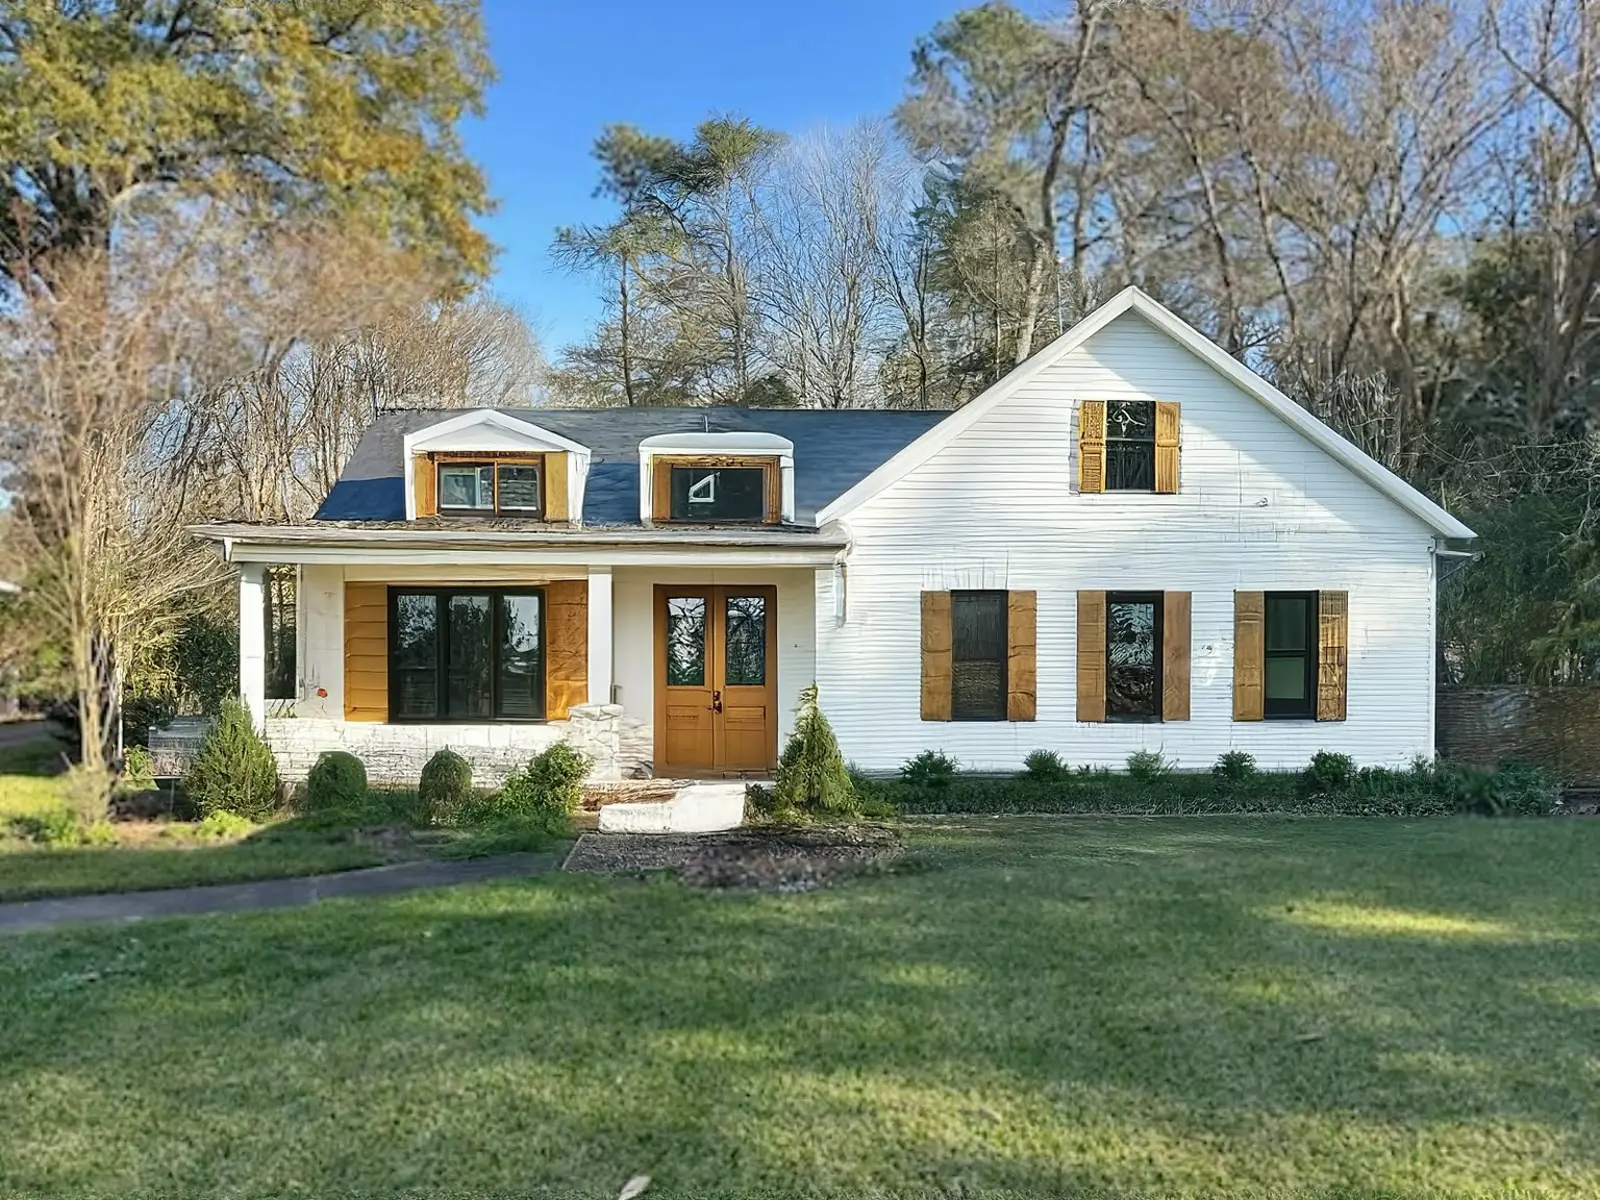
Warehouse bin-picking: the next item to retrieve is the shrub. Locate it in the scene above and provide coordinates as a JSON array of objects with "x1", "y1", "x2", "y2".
[
  {"x1": 121, "y1": 745, "x2": 156, "y2": 789},
  {"x1": 490, "y1": 742, "x2": 591, "y2": 830},
  {"x1": 303, "y1": 751, "x2": 369, "y2": 813},
  {"x1": 1443, "y1": 760, "x2": 1556, "y2": 817},
  {"x1": 195, "y1": 810, "x2": 256, "y2": 839},
  {"x1": 418, "y1": 748, "x2": 474, "y2": 825},
  {"x1": 1300, "y1": 750, "x2": 1357, "y2": 797},
  {"x1": 1212, "y1": 750, "x2": 1257, "y2": 782},
  {"x1": 184, "y1": 700, "x2": 281, "y2": 821},
  {"x1": 774, "y1": 684, "x2": 857, "y2": 816},
  {"x1": 1125, "y1": 749, "x2": 1171, "y2": 780},
  {"x1": 60, "y1": 764, "x2": 116, "y2": 827},
  {"x1": 901, "y1": 749, "x2": 959, "y2": 788},
  {"x1": 1021, "y1": 749, "x2": 1068, "y2": 783}
]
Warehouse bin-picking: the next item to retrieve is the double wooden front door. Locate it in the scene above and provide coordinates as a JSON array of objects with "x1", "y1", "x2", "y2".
[{"x1": 653, "y1": 585, "x2": 778, "y2": 775}]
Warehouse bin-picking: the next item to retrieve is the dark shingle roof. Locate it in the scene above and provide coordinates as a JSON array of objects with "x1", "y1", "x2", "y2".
[{"x1": 316, "y1": 407, "x2": 952, "y2": 524}]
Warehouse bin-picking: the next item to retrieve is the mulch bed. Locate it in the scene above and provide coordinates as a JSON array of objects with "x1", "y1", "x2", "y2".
[{"x1": 563, "y1": 825, "x2": 903, "y2": 892}]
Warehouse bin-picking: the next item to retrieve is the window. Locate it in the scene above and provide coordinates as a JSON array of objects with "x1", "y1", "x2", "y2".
[
  {"x1": 436, "y1": 460, "x2": 543, "y2": 518},
  {"x1": 389, "y1": 588, "x2": 545, "y2": 721},
  {"x1": 1107, "y1": 592, "x2": 1163, "y2": 719},
  {"x1": 669, "y1": 465, "x2": 767, "y2": 522},
  {"x1": 950, "y1": 590, "x2": 1008, "y2": 721},
  {"x1": 1264, "y1": 592, "x2": 1318, "y2": 718},
  {"x1": 264, "y1": 565, "x2": 297, "y2": 701},
  {"x1": 1105, "y1": 400, "x2": 1155, "y2": 491}
]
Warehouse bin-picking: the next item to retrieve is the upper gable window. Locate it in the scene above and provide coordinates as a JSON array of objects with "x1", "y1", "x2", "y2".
[
  {"x1": 437, "y1": 459, "x2": 543, "y2": 518},
  {"x1": 672, "y1": 465, "x2": 766, "y2": 522},
  {"x1": 1106, "y1": 401, "x2": 1155, "y2": 491}
]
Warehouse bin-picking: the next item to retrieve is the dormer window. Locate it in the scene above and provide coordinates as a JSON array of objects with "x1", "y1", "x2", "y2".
[
  {"x1": 652, "y1": 457, "x2": 779, "y2": 524},
  {"x1": 672, "y1": 465, "x2": 766, "y2": 522},
  {"x1": 436, "y1": 458, "x2": 544, "y2": 518}
]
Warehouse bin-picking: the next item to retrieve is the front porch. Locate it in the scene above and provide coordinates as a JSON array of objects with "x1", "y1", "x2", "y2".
[{"x1": 234, "y1": 553, "x2": 834, "y2": 786}]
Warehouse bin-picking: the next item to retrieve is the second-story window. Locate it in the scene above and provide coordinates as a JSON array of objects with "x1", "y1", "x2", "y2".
[
  {"x1": 437, "y1": 460, "x2": 543, "y2": 518},
  {"x1": 1106, "y1": 400, "x2": 1156, "y2": 491},
  {"x1": 670, "y1": 465, "x2": 766, "y2": 522}
]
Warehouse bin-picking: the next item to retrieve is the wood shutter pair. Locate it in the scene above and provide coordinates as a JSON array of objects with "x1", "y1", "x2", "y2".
[
  {"x1": 1078, "y1": 400, "x2": 1181, "y2": 494},
  {"x1": 920, "y1": 591, "x2": 1036, "y2": 721},
  {"x1": 1233, "y1": 591, "x2": 1348, "y2": 721},
  {"x1": 342, "y1": 579, "x2": 589, "y2": 723},
  {"x1": 1075, "y1": 591, "x2": 1190, "y2": 722}
]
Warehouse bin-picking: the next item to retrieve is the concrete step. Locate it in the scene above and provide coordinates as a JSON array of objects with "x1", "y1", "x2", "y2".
[{"x1": 596, "y1": 782, "x2": 751, "y2": 834}]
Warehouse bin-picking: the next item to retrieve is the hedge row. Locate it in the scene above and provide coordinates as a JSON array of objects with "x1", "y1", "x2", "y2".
[{"x1": 862, "y1": 760, "x2": 1557, "y2": 818}]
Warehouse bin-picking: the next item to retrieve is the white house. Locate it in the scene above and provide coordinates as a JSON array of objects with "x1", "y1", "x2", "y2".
[{"x1": 195, "y1": 287, "x2": 1476, "y2": 783}]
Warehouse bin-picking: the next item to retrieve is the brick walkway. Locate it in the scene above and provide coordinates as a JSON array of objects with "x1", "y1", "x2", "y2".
[{"x1": 0, "y1": 851, "x2": 563, "y2": 936}]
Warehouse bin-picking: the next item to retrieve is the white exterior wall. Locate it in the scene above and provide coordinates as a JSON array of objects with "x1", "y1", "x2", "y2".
[{"x1": 818, "y1": 310, "x2": 1440, "y2": 772}]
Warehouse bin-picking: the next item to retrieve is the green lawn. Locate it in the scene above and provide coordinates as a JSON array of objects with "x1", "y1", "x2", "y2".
[
  {"x1": 0, "y1": 730, "x2": 395, "y2": 901},
  {"x1": 2, "y1": 818, "x2": 1596, "y2": 1198}
]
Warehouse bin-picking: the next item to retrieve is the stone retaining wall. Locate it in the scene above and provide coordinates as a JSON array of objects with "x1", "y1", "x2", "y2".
[{"x1": 150, "y1": 705, "x2": 627, "y2": 786}]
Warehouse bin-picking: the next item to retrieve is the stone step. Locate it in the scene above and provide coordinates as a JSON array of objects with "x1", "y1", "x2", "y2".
[{"x1": 596, "y1": 782, "x2": 751, "y2": 834}]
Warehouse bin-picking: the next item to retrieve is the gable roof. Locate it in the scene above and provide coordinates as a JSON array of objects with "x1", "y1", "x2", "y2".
[
  {"x1": 817, "y1": 286, "x2": 1477, "y2": 540},
  {"x1": 317, "y1": 407, "x2": 952, "y2": 525}
]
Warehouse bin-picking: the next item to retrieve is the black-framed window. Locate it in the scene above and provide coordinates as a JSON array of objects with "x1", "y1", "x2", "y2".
[
  {"x1": 1107, "y1": 592, "x2": 1163, "y2": 719},
  {"x1": 951, "y1": 590, "x2": 1008, "y2": 721},
  {"x1": 389, "y1": 588, "x2": 545, "y2": 722},
  {"x1": 669, "y1": 465, "x2": 766, "y2": 522},
  {"x1": 1106, "y1": 400, "x2": 1156, "y2": 491},
  {"x1": 437, "y1": 460, "x2": 544, "y2": 517},
  {"x1": 1264, "y1": 592, "x2": 1318, "y2": 718}
]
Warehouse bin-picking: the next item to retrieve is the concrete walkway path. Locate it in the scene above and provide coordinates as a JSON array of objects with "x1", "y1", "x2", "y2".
[{"x1": 0, "y1": 851, "x2": 563, "y2": 936}]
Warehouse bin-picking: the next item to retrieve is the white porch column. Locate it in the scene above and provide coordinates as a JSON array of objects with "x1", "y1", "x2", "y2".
[
  {"x1": 586, "y1": 567, "x2": 614, "y2": 706},
  {"x1": 238, "y1": 563, "x2": 267, "y2": 729}
]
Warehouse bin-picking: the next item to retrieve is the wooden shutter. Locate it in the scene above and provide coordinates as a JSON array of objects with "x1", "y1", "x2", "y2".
[
  {"x1": 1317, "y1": 590, "x2": 1349, "y2": 721},
  {"x1": 651, "y1": 460, "x2": 672, "y2": 521},
  {"x1": 544, "y1": 452, "x2": 569, "y2": 522},
  {"x1": 545, "y1": 579, "x2": 588, "y2": 721},
  {"x1": 1078, "y1": 401, "x2": 1107, "y2": 493},
  {"x1": 1007, "y1": 590, "x2": 1037, "y2": 722},
  {"x1": 1162, "y1": 590, "x2": 1191, "y2": 721},
  {"x1": 1076, "y1": 590, "x2": 1106, "y2": 722},
  {"x1": 920, "y1": 591, "x2": 952, "y2": 721},
  {"x1": 413, "y1": 455, "x2": 436, "y2": 518},
  {"x1": 1233, "y1": 591, "x2": 1265, "y2": 721},
  {"x1": 344, "y1": 583, "x2": 388, "y2": 722},
  {"x1": 1154, "y1": 401, "x2": 1181, "y2": 494}
]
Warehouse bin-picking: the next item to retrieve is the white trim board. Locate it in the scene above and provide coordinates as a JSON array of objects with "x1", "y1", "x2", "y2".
[{"x1": 815, "y1": 286, "x2": 1476, "y2": 541}]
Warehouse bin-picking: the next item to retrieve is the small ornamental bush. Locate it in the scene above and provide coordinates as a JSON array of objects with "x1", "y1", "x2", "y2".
[
  {"x1": 1300, "y1": 750, "x2": 1357, "y2": 797},
  {"x1": 303, "y1": 751, "x2": 369, "y2": 813},
  {"x1": 184, "y1": 700, "x2": 281, "y2": 821},
  {"x1": 492, "y1": 742, "x2": 591, "y2": 831},
  {"x1": 774, "y1": 684, "x2": 857, "y2": 817},
  {"x1": 1125, "y1": 749, "x2": 1171, "y2": 781},
  {"x1": 418, "y1": 748, "x2": 474, "y2": 825},
  {"x1": 1212, "y1": 750, "x2": 1258, "y2": 783},
  {"x1": 1021, "y1": 749, "x2": 1068, "y2": 783},
  {"x1": 901, "y1": 749, "x2": 959, "y2": 788},
  {"x1": 121, "y1": 745, "x2": 156, "y2": 789}
]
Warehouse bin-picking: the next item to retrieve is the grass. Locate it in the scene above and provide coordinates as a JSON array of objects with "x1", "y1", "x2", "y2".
[
  {"x1": 2, "y1": 817, "x2": 1597, "y2": 1197},
  {"x1": 0, "y1": 730, "x2": 553, "y2": 903}
]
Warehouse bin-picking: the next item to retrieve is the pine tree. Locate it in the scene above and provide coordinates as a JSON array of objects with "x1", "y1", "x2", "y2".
[{"x1": 774, "y1": 683, "x2": 857, "y2": 816}]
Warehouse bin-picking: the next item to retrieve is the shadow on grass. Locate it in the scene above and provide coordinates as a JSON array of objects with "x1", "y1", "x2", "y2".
[{"x1": 1, "y1": 817, "x2": 1597, "y2": 1197}]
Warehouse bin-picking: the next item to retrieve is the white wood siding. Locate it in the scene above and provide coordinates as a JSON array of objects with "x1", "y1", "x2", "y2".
[{"x1": 819, "y1": 310, "x2": 1440, "y2": 771}]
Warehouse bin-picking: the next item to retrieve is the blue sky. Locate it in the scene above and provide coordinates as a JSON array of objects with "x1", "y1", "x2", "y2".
[{"x1": 461, "y1": 0, "x2": 959, "y2": 354}]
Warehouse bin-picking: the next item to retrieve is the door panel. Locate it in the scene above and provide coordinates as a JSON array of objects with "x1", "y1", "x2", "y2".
[
  {"x1": 655, "y1": 592, "x2": 715, "y2": 773},
  {"x1": 654, "y1": 585, "x2": 778, "y2": 775}
]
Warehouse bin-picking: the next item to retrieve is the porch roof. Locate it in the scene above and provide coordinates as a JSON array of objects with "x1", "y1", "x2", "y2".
[{"x1": 190, "y1": 519, "x2": 851, "y2": 567}]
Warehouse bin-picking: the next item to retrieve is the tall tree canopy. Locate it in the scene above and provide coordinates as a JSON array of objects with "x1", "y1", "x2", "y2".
[{"x1": 0, "y1": 0, "x2": 495, "y2": 284}]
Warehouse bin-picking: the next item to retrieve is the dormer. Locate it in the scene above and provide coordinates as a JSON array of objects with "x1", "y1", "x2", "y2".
[
  {"x1": 403, "y1": 411, "x2": 591, "y2": 523},
  {"x1": 638, "y1": 432, "x2": 797, "y2": 525}
]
